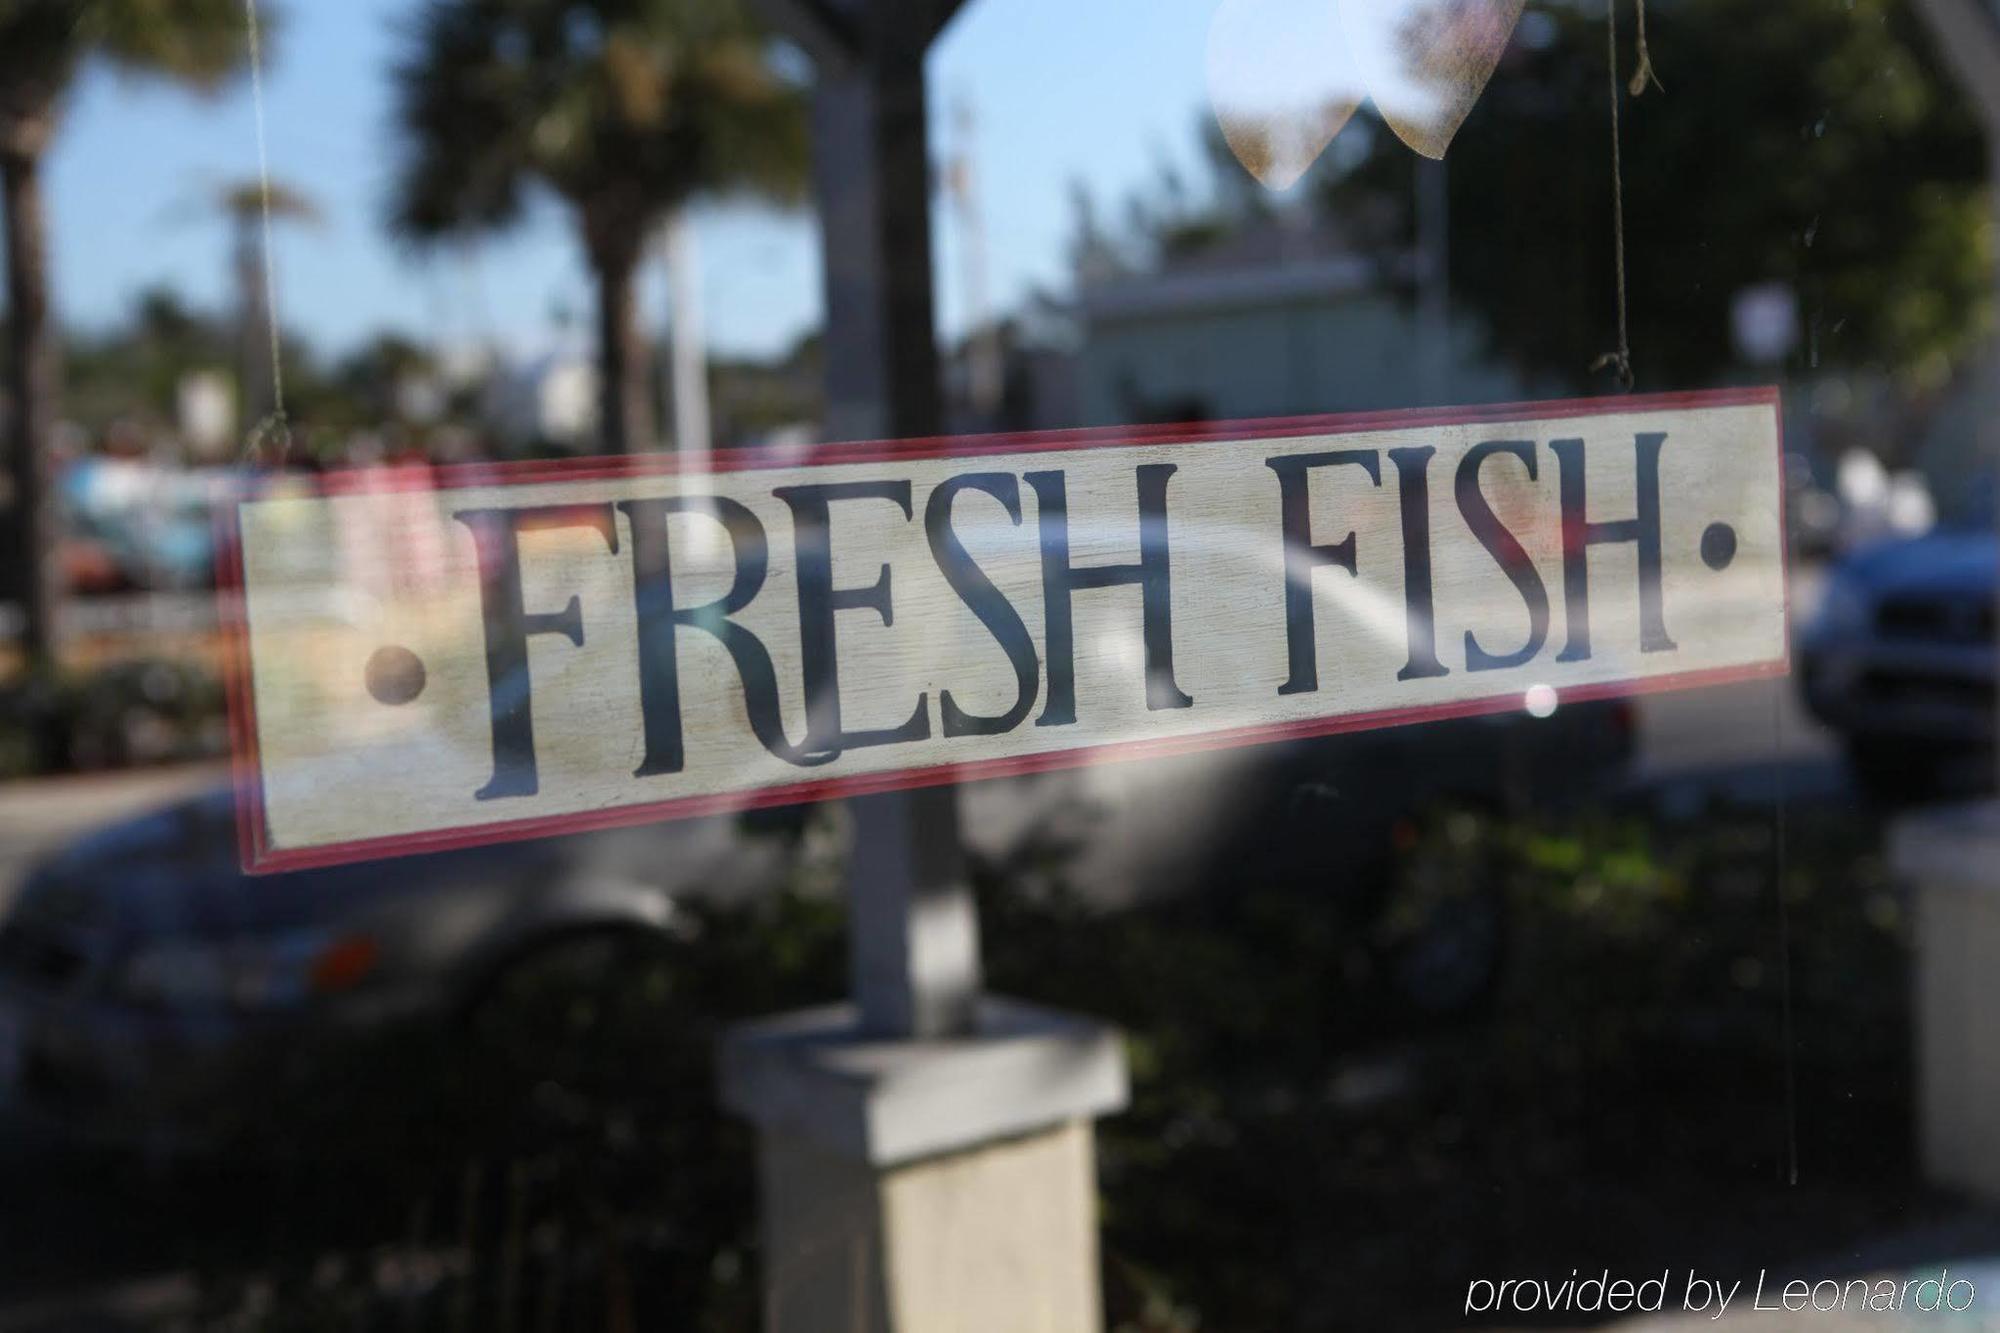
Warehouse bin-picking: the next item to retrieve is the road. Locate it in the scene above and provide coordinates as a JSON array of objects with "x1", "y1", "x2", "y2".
[{"x1": 0, "y1": 764, "x2": 223, "y2": 910}]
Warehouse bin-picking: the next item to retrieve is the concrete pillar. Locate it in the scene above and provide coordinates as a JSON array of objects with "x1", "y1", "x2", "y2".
[
  {"x1": 732, "y1": 7, "x2": 1126, "y2": 1329},
  {"x1": 722, "y1": 998, "x2": 1129, "y2": 1332},
  {"x1": 1893, "y1": 802, "x2": 2000, "y2": 1198}
]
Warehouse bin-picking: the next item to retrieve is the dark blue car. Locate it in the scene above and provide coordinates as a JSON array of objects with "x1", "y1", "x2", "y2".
[{"x1": 1800, "y1": 490, "x2": 1997, "y2": 793}]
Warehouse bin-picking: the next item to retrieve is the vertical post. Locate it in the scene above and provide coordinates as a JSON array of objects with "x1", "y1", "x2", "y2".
[
  {"x1": 663, "y1": 209, "x2": 713, "y2": 464},
  {"x1": 948, "y1": 94, "x2": 1004, "y2": 419},
  {"x1": 847, "y1": 784, "x2": 981, "y2": 1038},
  {"x1": 806, "y1": 11, "x2": 982, "y2": 1041},
  {"x1": 1416, "y1": 155, "x2": 1451, "y2": 405},
  {"x1": 811, "y1": 40, "x2": 944, "y2": 443},
  {"x1": 726, "y1": 9, "x2": 1126, "y2": 1331}
]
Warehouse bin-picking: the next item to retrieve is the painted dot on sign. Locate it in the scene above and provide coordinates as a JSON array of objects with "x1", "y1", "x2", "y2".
[
  {"x1": 365, "y1": 646, "x2": 426, "y2": 706},
  {"x1": 1701, "y1": 522, "x2": 1738, "y2": 571},
  {"x1": 1523, "y1": 683, "x2": 1559, "y2": 719}
]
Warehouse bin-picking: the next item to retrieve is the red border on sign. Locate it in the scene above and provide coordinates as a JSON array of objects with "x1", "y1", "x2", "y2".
[{"x1": 220, "y1": 386, "x2": 1790, "y2": 875}]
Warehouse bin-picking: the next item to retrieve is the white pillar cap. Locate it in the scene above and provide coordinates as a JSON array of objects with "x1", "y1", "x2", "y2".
[{"x1": 721, "y1": 996, "x2": 1129, "y2": 1168}]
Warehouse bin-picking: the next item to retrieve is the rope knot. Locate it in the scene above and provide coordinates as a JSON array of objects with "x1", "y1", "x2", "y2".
[
  {"x1": 1589, "y1": 350, "x2": 1636, "y2": 392},
  {"x1": 244, "y1": 410, "x2": 294, "y2": 468}
]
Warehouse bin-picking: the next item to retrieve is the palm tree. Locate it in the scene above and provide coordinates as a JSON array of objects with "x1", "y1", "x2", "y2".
[
  {"x1": 0, "y1": 1, "x2": 256, "y2": 667},
  {"x1": 210, "y1": 178, "x2": 319, "y2": 430},
  {"x1": 388, "y1": 0, "x2": 807, "y2": 454}
]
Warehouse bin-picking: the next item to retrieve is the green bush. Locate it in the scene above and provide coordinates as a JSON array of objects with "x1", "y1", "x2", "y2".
[{"x1": 0, "y1": 657, "x2": 227, "y2": 779}]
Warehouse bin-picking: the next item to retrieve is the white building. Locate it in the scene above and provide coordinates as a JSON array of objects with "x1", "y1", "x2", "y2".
[
  {"x1": 481, "y1": 353, "x2": 599, "y2": 452},
  {"x1": 1073, "y1": 221, "x2": 1528, "y2": 427}
]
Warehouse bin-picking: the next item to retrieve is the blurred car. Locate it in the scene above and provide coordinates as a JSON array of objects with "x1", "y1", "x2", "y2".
[
  {"x1": 59, "y1": 458, "x2": 259, "y2": 592},
  {"x1": 1800, "y1": 493, "x2": 1997, "y2": 793},
  {"x1": 0, "y1": 688, "x2": 1631, "y2": 1155},
  {"x1": 0, "y1": 790, "x2": 800, "y2": 1153}
]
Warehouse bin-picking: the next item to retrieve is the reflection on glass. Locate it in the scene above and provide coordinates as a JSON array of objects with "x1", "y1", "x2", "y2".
[
  {"x1": 1207, "y1": 0, "x2": 1524, "y2": 187},
  {"x1": 1347, "y1": 0, "x2": 1524, "y2": 159},
  {"x1": 1206, "y1": 0, "x2": 1365, "y2": 189}
]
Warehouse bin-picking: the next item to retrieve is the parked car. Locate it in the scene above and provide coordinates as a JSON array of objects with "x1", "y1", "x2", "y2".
[
  {"x1": 60, "y1": 459, "x2": 258, "y2": 592},
  {"x1": 1799, "y1": 490, "x2": 1997, "y2": 795},
  {"x1": 0, "y1": 698, "x2": 1633, "y2": 1155}
]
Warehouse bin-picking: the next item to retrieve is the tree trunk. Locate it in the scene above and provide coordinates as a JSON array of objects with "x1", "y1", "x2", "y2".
[
  {"x1": 235, "y1": 213, "x2": 274, "y2": 430},
  {"x1": 1, "y1": 147, "x2": 60, "y2": 669},
  {"x1": 592, "y1": 238, "x2": 653, "y2": 455}
]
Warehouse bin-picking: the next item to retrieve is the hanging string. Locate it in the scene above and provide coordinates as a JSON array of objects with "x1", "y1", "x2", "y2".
[
  {"x1": 1772, "y1": 636, "x2": 1800, "y2": 1187},
  {"x1": 1588, "y1": 0, "x2": 1795, "y2": 1192},
  {"x1": 1590, "y1": 0, "x2": 1637, "y2": 391},
  {"x1": 239, "y1": 0, "x2": 292, "y2": 467}
]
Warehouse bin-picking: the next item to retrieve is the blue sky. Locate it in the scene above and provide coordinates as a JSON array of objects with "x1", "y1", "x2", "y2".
[{"x1": 43, "y1": 0, "x2": 1236, "y2": 362}]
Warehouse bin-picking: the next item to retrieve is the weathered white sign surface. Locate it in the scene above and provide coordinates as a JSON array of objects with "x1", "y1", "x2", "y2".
[{"x1": 225, "y1": 389, "x2": 1787, "y2": 872}]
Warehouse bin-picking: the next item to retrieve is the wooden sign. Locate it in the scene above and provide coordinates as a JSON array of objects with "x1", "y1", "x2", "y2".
[{"x1": 224, "y1": 388, "x2": 1787, "y2": 872}]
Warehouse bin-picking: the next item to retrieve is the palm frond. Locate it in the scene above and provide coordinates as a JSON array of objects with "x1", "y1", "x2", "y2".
[
  {"x1": 88, "y1": 0, "x2": 260, "y2": 92},
  {"x1": 385, "y1": 0, "x2": 808, "y2": 246}
]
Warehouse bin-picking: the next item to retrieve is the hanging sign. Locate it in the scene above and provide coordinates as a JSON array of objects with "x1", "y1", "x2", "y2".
[{"x1": 223, "y1": 388, "x2": 1787, "y2": 872}]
